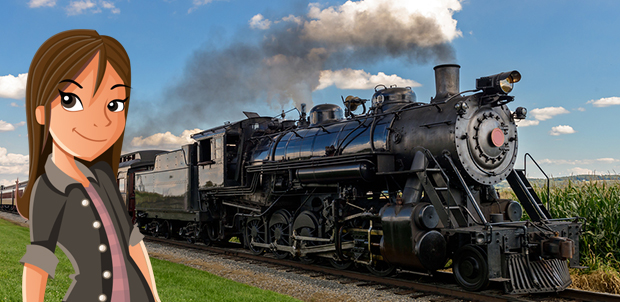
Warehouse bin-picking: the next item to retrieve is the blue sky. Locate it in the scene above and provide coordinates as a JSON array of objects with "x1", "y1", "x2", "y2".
[{"x1": 1, "y1": 0, "x2": 619, "y2": 185}]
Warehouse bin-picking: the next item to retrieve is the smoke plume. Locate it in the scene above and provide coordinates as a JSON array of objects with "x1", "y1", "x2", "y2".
[{"x1": 128, "y1": 0, "x2": 462, "y2": 142}]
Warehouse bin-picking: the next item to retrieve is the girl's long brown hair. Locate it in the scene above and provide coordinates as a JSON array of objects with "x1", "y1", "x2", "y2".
[{"x1": 17, "y1": 29, "x2": 131, "y2": 220}]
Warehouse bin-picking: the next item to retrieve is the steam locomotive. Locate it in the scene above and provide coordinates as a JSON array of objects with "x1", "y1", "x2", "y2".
[{"x1": 2, "y1": 64, "x2": 581, "y2": 294}]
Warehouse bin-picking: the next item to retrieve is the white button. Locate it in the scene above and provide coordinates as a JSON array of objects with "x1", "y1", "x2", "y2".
[
  {"x1": 81, "y1": 199, "x2": 89, "y2": 207},
  {"x1": 98, "y1": 244, "x2": 107, "y2": 252},
  {"x1": 93, "y1": 221, "x2": 101, "y2": 229},
  {"x1": 99, "y1": 294, "x2": 107, "y2": 301},
  {"x1": 102, "y1": 270, "x2": 111, "y2": 279}
]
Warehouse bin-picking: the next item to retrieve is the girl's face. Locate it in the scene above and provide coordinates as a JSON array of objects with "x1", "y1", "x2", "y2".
[{"x1": 45, "y1": 52, "x2": 128, "y2": 162}]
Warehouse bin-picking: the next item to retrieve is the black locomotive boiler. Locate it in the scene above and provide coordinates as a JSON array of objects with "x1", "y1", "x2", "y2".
[{"x1": 119, "y1": 64, "x2": 582, "y2": 294}]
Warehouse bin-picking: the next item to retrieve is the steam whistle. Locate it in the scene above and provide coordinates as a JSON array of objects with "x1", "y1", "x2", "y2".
[{"x1": 298, "y1": 103, "x2": 309, "y2": 127}]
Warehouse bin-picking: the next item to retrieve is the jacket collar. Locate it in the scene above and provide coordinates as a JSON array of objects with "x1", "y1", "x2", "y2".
[{"x1": 44, "y1": 154, "x2": 99, "y2": 192}]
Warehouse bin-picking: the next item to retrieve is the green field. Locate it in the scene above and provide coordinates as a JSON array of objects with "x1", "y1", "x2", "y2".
[
  {"x1": 500, "y1": 177, "x2": 620, "y2": 294},
  {"x1": 0, "y1": 219, "x2": 299, "y2": 302}
]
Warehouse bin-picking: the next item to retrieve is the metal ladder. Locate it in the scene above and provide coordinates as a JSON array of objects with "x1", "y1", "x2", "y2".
[{"x1": 416, "y1": 151, "x2": 470, "y2": 228}]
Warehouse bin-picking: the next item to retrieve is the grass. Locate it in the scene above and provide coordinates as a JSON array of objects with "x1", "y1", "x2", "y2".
[{"x1": 0, "y1": 219, "x2": 299, "y2": 302}]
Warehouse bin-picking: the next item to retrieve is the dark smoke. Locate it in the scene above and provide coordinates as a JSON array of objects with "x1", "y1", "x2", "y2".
[{"x1": 126, "y1": 1, "x2": 457, "y2": 142}]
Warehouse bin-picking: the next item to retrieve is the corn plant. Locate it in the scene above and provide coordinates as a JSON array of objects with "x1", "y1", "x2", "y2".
[{"x1": 538, "y1": 180, "x2": 620, "y2": 271}]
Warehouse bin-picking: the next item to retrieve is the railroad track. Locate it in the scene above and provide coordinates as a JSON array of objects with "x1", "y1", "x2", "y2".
[
  {"x1": 144, "y1": 236, "x2": 620, "y2": 302},
  {"x1": 0, "y1": 212, "x2": 615, "y2": 302}
]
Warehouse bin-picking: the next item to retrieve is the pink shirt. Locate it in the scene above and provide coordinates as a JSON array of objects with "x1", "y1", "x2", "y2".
[{"x1": 85, "y1": 184, "x2": 130, "y2": 302}]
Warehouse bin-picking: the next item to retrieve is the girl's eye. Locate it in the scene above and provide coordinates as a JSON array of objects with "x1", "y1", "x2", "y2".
[
  {"x1": 107, "y1": 100, "x2": 125, "y2": 112},
  {"x1": 58, "y1": 90, "x2": 84, "y2": 112}
]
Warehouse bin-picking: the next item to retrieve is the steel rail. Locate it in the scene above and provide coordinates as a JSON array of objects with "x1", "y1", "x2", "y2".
[{"x1": 144, "y1": 236, "x2": 620, "y2": 302}]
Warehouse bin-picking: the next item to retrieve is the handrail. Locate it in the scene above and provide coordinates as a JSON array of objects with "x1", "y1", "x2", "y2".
[
  {"x1": 524, "y1": 153, "x2": 550, "y2": 212},
  {"x1": 443, "y1": 154, "x2": 489, "y2": 226}
]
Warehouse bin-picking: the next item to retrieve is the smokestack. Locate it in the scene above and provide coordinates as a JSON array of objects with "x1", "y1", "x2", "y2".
[{"x1": 433, "y1": 64, "x2": 460, "y2": 102}]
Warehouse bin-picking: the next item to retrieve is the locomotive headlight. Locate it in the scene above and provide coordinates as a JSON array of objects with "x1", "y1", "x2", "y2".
[{"x1": 476, "y1": 70, "x2": 522, "y2": 95}]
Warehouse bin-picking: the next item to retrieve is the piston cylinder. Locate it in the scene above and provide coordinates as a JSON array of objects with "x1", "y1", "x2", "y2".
[{"x1": 380, "y1": 203, "x2": 446, "y2": 271}]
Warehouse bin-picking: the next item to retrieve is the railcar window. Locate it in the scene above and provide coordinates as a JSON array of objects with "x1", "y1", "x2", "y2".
[
  {"x1": 119, "y1": 178, "x2": 125, "y2": 193},
  {"x1": 199, "y1": 139, "x2": 213, "y2": 163}
]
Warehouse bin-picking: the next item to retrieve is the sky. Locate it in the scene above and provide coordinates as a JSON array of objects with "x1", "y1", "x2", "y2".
[{"x1": 1, "y1": 0, "x2": 619, "y2": 185}]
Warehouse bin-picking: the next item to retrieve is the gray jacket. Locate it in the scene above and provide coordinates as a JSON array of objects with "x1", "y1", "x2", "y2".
[{"x1": 20, "y1": 156, "x2": 155, "y2": 302}]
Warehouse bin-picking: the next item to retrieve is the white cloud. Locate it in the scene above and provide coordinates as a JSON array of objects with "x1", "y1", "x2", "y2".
[
  {"x1": 66, "y1": 0, "x2": 96, "y2": 15},
  {"x1": 0, "y1": 121, "x2": 16, "y2": 132},
  {"x1": 130, "y1": 129, "x2": 202, "y2": 149},
  {"x1": 0, "y1": 148, "x2": 29, "y2": 176},
  {"x1": 250, "y1": 14, "x2": 304, "y2": 29},
  {"x1": 281, "y1": 14, "x2": 303, "y2": 25},
  {"x1": 0, "y1": 148, "x2": 28, "y2": 166},
  {"x1": 515, "y1": 119, "x2": 539, "y2": 127},
  {"x1": 302, "y1": 0, "x2": 462, "y2": 48},
  {"x1": 587, "y1": 96, "x2": 620, "y2": 107},
  {"x1": 10, "y1": 102, "x2": 20, "y2": 108},
  {"x1": 188, "y1": 0, "x2": 221, "y2": 13},
  {"x1": 549, "y1": 125, "x2": 576, "y2": 136},
  {"x1": 29, "y1": 0, "x2": 56, "y2": 8},
  {"x1": 0, "y1": 73, "x2": 28, "y2": 100},
  {"x1": 316, "y1": 69, "x2": 420, "y2": 90},
  {"x1": 576, "y1": 107, "x2": 585, "y2": 112},
  {"x1": 597, "y1": 158, "x2": 620, "y2": 164},
  {"x1": 570, "y1": 167, "x2": 593, "y2": 175},
  {"x1": 529, "y1": 107, "x2": 570, "y2": 121},
  {"x1": 101, "y1": 1, "x2": 120, "y2": 14},
  {"x1": 540, "y1": 158, "x2": 619, "y2": 165},
  {"x1": 0, "y1": 121, "x2": 25, "y2": 132},
  {"x1": 250, "y1": 14, "x2": 272, "y2": 30}
]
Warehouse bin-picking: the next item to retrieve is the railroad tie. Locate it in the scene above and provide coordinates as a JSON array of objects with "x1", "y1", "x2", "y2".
[
  {"x1": 393, "y1": 290, "x2": 418, "y2": 295},
  {"x1": 356, "y1": 282, "x2": 378, "y2": 287},
  {"x1": 409, "y1": 293, "x2": 429, "y2": 299}
]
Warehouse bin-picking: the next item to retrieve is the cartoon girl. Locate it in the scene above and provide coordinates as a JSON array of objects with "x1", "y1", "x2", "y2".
[{"x1": 17, "y1": 30, "x2": 160, "y2": 302}]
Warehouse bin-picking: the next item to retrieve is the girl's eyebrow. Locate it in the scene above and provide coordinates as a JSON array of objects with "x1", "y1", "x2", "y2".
[
  {"x1": 111, "y1": 84, "x2": 131, "y2": 90},
  {"x1": 59, "y1": 79, "x2": 83, "y2": 89}
]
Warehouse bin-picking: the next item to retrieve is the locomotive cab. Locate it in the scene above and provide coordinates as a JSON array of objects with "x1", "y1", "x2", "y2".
[{"x1": 193, "y1": 116, "x2": 280, "y2": 188}]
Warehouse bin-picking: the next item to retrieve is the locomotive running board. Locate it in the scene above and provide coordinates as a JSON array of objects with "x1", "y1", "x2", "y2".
[{"x1": 505, "y1": 254, "x2": 572, "y2": 294}]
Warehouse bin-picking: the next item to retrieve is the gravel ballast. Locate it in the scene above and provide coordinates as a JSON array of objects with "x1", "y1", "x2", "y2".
[{"x1": 1, "y1": 211, "x2": 440, "y2": 302}]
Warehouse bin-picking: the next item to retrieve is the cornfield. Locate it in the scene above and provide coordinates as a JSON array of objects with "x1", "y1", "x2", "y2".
[{"x1": 535, "y1": 180, "x2": 620, "y2": 271}]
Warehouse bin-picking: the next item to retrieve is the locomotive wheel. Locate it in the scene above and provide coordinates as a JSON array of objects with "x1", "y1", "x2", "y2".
[
  {"x1": 366, "y1": 260, "x2": 396, "y2": 277},
  {"x1": 329, "y1": 259, "x2": 353, "y2": 270},
  {"x1": 206, "y1": 222, "x2": 219, "y2": 242},
  {"x1": 269, "y1": 210, "x2": 292, "y2": 259},
  {"x1": 200, "y1": 224, "x2": 212, "y2": 246},
  {"x1": 453, "y1": 245, "x2": 490, "y2": 291},
  {"x1": 245, "y1": 218, "x2": 266, "y2": 255},
  {"x1": 160, "y1": 220, "x2": 172, "y2": 239},
  {"x1": 293, "y1": 211, "x2": 320, "y2": 264}
]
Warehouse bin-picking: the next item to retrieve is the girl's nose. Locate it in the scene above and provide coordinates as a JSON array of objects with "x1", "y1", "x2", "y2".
[{"x1": 93, "y1": 105, "x2": 112, "y2": 127}]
